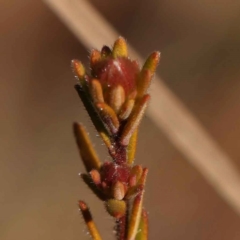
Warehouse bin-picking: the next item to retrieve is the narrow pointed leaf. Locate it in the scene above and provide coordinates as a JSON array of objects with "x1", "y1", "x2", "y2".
[
  {"x1": 99, "y1": 131, "x2": 115, "y2": 155},
  {"x1": 142, "y1": 52, "x2": 160, "y2": 75},
  {"x1": 127, "y1": 192, "x2": 144, "y2": 240},
  {"x1": 137, "y1": 69, "x2": 152, "y2": 98},
  {"x1": 90, "y1": 49, "x2": 101, "y2": 67},
  {"x1": 96, "y1": 102, "x2": 120, "y2": 134},
  {"x1": 71, "y1": 59, "x2": 85, "y2": 80},
  {"x1": 80, "y1": 173, "x2": 106, "y2": 201},
  {"x1": 127, "y1": 168, "x2": 148, "y2": 240},
  {"x1": 90, "y1": 79, "x2": 105, "y2": 103},
  {"x1": 136, "y1": 209, "x2": 149, "y2": 240},
  {"x1": 112, "y1": 37, "x2": 128, "y2": 58},
  {"x1": 138, "y1": 168, "x2": 148, "y2": 186},
  {"x1": 120, "y1": 95, "x2": 150, "y2": 146},
  {"x1": 119, "y1": 99, "x2": 135, "y2": 120},
  {"x1": 125, "y1": 184, "x2": 143, "y2": 200},
  {"x1": 127, "y1": 129, "x2": 138, "y2": 165},
  {"x1": 129, "y1": 165, "x2": 143, "y2": 186},
  {"x1": 126, "y1": 168, "x2": 148, "y2": 199},
  {"x1": 75, "y1": 84, "x2": 112, "y2": 148},
  {"x1": 73, "y1": 123, "x2": 101, "y2": 171},
  {"x1": 78, "y1": 201, "x2": 102, "y2": 240}
]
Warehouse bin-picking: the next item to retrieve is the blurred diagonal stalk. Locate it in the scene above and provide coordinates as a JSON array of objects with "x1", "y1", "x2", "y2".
[{"x1": 43, "y1": 0, "x2": 240, "y2": 215}]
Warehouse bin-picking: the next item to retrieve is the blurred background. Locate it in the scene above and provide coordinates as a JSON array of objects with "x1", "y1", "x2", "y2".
[{"x1": 1, "y1": 0, "x2": 240, "y2": 239}]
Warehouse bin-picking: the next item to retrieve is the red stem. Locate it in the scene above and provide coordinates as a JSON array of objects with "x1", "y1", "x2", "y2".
[{"x1": 116, "y1": 215, "x2": 127, "y2": 240}]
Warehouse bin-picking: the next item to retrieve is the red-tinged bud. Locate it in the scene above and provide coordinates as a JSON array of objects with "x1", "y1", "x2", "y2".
[
  {"x1": 92, "y1": 57, "x2": 140, "y2": 96},
  {"x1": 101, "y1": 162, "x2": 131, "y2": 186},
  {"x1": 105, "y1": 199, "x2": 126, "y2": 218},
  {"x1": 73, "y1": 37, "x2": 159, "y2": 166}
]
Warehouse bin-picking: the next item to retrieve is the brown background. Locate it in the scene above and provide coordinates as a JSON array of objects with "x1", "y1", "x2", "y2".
[{"x1": 1, "y1": 0, "x2": 240, "y2": 239}]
